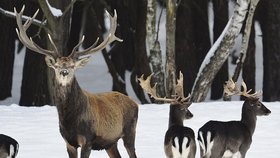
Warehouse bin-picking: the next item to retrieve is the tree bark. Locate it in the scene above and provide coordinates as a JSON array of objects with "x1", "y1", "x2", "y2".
[
  {"x1": 165, "y1": 0, "x2": 177, "y2": 97},
  {"x1": 191, "y1": 0, "x2": 250, "y2": 102},
  {"x1": 38, "y1": 0, "x2": 73, "y2": 105},
  {"x1": 259, "y1": 0, "x2": 280, "y2": 101},
  {"x1": 131, "y1": 0, "x2": 151, "y2": 103},
  {"x1": 242, "y1": 23, "x2": 256, "y2": 100},
  {"x1": 0, "y1": 1, "x2": 16, "y2": 101},
  {"x1": 20, "y1": 49, "x2": 50, "y2": 106},
  {"x1": 193, "y1": 0, "x2": 211, "y2": 69},
  {"x1": 175, "y1": 0, "x2": 197, "y2": 95},
  {"x1": 147, "y1": 0, "x2": 165, "y2": 98}
]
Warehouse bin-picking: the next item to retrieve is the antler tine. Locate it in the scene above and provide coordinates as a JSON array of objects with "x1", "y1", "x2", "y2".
[
  {"x1": 224, "y1": 79, "x2": 262, "y2": 99},
  {"x1": 71, "y1": 10, "x2": 123, "y2": 58},
  {"x1": 138, "y1": 74, "x2": 175, "y2": 102},
  {"x1": 240, "y1": 81, "x2": 262, "y2": 99},
  {"x1": 175, "y1": 71, "x2": 191, "y2": 103},
  {"x1": 14, "y1": 6, "x2": 57, "y2": 58},
  {"x1": 224, "y1": 78, "x2": 240, "y2": 96}
]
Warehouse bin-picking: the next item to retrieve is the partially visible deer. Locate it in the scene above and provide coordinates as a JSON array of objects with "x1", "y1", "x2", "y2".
[
  {"x1": 198, "y1": 79, "x2": 271, "y2": 158},
  {"x1": 15, "y1": 6, "x2": 138, "y2": 158},
  {"x1": 0, "y1": 134, "x2": 19, "y2": 158},
  {"x1": 139, "y1": 72, "x2": 196, "y2": 158}
]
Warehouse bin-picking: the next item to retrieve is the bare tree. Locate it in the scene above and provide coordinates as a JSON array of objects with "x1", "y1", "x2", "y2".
[
  {"x1": 147, "y1": 0, "x2": 165, "y2": 98},
  {"x1": 165, "y1": 0, "x2": 178, "y2": 97},
  {"x1": 210, "y1": 0, "x2": 229, "y2": 100},
  {"x1": 0, "y1": 1, "x2": 17, "y2": 101},
  {"x1": 191, "y1": 0, "x2": 252, "y2": 102},
  {"x1": 259, "y1": 0, "x2": 280, "y2": 101}
]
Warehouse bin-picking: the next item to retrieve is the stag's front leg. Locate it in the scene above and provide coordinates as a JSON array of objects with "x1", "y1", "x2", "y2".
[
  {"x1": 80, "y1": 143, "x2": 92, "y2": 158},
  {"x1": 66, "y1": 143, "x2": 78, "y2": 158}
]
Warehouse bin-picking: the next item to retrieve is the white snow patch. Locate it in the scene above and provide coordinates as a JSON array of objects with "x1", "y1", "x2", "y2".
[{"x1": 46, "y1": 0, "x2": 63, "y2": 17}]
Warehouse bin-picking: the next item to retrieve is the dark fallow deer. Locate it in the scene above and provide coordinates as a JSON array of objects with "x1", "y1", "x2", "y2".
[
  {"x1": 15, "y1": 6, "x2": 138, "y2": 158},
  {"x1": 0, "y1": 134, "x2": 19, "y2": 158},
  {"x1": 138, "y1": 72, "x2": 196, "y2": 158},
  {"x1": 198, "y1": 79, "x2": 271, "y2": 158}
]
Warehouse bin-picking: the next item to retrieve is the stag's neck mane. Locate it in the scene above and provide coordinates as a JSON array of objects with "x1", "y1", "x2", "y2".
[{"x1": 53, "y1": 77, "x2": 88, "y2": 121}]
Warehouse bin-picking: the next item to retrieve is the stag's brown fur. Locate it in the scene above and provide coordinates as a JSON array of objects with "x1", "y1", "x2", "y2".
[
  {"x1": 14, "y1": 6, "x2": 138, "y2": 158},
  {"x1": 53, "y1": 78, "x2": 138, "y2": 157}
]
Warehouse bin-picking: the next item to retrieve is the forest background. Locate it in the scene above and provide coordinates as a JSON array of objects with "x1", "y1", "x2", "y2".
[{"x1": 0, "y1": 0, "x2": 279, "y2": 106}]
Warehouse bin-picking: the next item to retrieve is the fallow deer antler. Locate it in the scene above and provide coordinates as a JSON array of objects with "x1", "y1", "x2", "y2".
[
  {"x1": 224, "y1": 78, "x2": 262, "y2": 99},
  {"x1": 138, "y1": 71, "x2": 191, "y2": 104}
]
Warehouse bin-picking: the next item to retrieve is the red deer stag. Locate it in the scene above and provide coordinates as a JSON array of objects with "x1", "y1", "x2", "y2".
[
  {"x1": 198, "y1": 79, "x2": 271, "y2": 158},
  {"x1": 138, "y1": 72, "x2": 196, "y2": 158},
  {"x1": 14, "y1": 6, "x2": 138, "y2": 158}
]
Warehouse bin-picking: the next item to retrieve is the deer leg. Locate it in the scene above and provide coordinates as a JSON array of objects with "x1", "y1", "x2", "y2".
[
  {"x1": 80, "y1": 143, "x2": 92, "y2": 158},
  {"x1": 105, "y1": 143, "x2": 121, "y2": 158},
  {"x1": 66, "y1": 143, "x2": 78, "y2": 158},
  {"x1": 122, "y1": 129, "x2": 137, "y2": 158}
]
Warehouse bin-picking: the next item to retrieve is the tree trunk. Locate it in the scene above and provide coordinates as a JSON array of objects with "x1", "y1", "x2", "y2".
[
  {"x1": 18, "y1": 2, "x2": 51, "y2": 106},
  {"x1": 147, "y1": 0, "x2": 165, "y2": 98},
  {"x1": 165, "y1": 0, "x2": 177, "y2": 97},
  {"x1": 131, "y1": 0, "x2": 151, "y2": 103},
  {"x1": 38, "y1": 0, "x2": 73, "y2": 105},
  {"x1": 193, "y1": 0, "x2": 211, "y2": 69},
  {"x1": 211, "y1": 0, "x2": 229, "y2": 100},
  {"x1": 242, "y1": 23, "x2": 256, "y2": 100},
  {"x1": 191, "y1": 0, "x2": 250, "y2": 102},
  {"x1": 259, "y1": 0, "x2": 280, "y2": 101},
  {"x1": 0, "y1": 1, "x2": 16, "y2": 101},
  {"x1": 175, "y1": 0, "x2": 197, "y2": 95},
  {"x1": 20, "y1": 50, "x2": 50, "y2": 106}
]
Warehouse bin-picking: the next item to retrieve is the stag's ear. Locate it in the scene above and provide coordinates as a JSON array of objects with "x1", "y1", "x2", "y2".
[
  {"x1": 45, "y1": 56, "x2": 56, "y2": 68},
  {"x1": 75, "y1": 56, "x2": 90, "y2": 69}
]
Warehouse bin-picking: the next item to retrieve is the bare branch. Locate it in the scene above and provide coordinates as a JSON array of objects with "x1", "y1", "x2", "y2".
[{"x1": 0, "y1": 7, "x2": 46, "y2": 28}]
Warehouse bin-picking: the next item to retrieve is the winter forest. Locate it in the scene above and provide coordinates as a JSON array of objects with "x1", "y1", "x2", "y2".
[
  {"x1": 0, "y1": 0, "x2": 279, "y2": 105},
  {"x1": 0, "y1": 0, "x2": 280, "y2": 158}
]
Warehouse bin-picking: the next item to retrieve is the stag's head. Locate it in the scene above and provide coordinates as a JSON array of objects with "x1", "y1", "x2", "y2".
[
  {"x1": 138, "y1": 72, "x2": 193, "y2": 119},
  {"x1": 224, "y1": 79, "x2": 271, "y2": 116},
  {"x1": 15, "y1": 6, "x2": 122, "y2": 86}
]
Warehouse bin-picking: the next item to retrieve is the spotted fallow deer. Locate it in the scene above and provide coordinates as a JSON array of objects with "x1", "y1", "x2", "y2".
[
  {"x1": 198, "y1": 79, "x2": 271, "y2": 158},
  {"x1": 15, "y1": 6, "x2": 138, "y2": 158},
  {"x1": 138, "y1": 72, "x2": 196, "y2": 158}
]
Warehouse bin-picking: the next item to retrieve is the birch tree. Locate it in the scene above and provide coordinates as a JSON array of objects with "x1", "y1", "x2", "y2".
[
  {"x1": 146, "y1": 0, "x2": 165, "y2": 98},
  {"x1": 191, "y1": 0, "x2": 252, "y2": 102}
]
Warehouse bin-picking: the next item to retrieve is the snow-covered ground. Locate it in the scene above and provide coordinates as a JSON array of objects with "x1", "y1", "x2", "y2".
[
  {"x1": 0, "y1": 2, "x2": 277, "y2": 157},
  {"x1": 0, "y1": 102, "x2": 279, "y2": 158}
]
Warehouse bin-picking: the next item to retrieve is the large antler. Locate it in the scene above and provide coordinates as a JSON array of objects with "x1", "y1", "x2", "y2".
[
  {"x1": 224, "y1": 78, "x2": 262, "y2": 99},
  {"x1": 69, "y1": 10, "x2": 123, "y2": 59},
  {"x1": 138, "y1": 72, "x2": 191, "y2": 104},
  {"x1": 14, "y1": 5, "x2": 58, "y2": 58}
]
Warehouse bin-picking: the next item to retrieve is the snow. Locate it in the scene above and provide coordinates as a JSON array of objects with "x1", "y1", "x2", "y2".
[
  {"x1": 0, "y1": 2, "x2": 277, "y2": 157},
  {"x1": 46, "y1": 0, "x2": 63, "y2": 17},
  {"x1": 0, "y1": 102, "x2": 279, "y2": 158}
]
